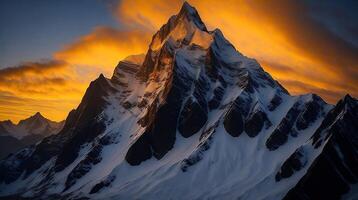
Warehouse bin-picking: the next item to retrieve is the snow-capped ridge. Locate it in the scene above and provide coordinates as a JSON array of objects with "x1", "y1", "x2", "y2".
[
  {"x1": 0, "y1": 112, "x2": 64, "y2": 139},
  {"x1": 0, "y1": 2, "x2": 357, "y2": 200},
  {"x1": 147, "y1": 1, "x2": 209, "y2": 52},
  {"x1": 177, "y1": 1, "x2": 207, "y2": 31},
  {"x1": 284, "y1": 94, "x2": 358, "y2": 199},
  {"x1": 0, "y1": 113, "x2": 65, "y2": 159}
]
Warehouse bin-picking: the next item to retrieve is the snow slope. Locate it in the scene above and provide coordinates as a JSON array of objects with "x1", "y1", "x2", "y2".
[{"x1": 0, "y1": 2, "x2": 357, "y2": 200}]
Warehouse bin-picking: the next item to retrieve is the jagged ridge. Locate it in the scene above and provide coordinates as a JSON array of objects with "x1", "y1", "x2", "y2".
[{"x1": 0, "y1": 2, "x2": 357, "y2": 200}]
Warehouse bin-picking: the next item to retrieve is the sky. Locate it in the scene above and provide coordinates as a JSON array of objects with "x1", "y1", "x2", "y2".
[{"x1": 0, "y1": 0, "x2": 357, "y2": 123}]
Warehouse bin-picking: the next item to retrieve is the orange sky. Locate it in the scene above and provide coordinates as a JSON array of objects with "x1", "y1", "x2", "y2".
[{"x1": 1, "y1": 0, "x2": 357, "y2": 123}]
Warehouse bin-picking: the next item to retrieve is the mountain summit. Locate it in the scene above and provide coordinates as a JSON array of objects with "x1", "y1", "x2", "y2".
[
  {"x1": 0, "y1": 112, "x2": 64, "y2": 139},
  {"x1": 0, "y1": 113, "x2": 64, "y2": 159},
  {"x1": 0, "y1": 3, "x2": 357, "y2": 200}
]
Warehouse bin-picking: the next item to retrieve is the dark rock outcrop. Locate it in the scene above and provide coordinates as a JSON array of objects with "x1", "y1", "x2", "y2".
[
  {"x1": 276, "y1": 148, "x2": 306, "y2": 181},
  {"x1": 223, "y1": 94, "x2": 252, "y2": 137},
  {"x1": 296, "y1": 95, "x2": 323, "y2": 131},
  {"x1": 245, "y1": 110, "x2": 271, "y2": 137},
  {"x1": 284, "y1": 95, "x2": 358, "y2": 200},
  {"x1": 181, "y1": 122, "x2": 218, "y2": 172},
  {"x1": 266, "y1": 96, "x2": 325, "y2": 151},
  {"x1": 266, "y1": 102, "x2": 301, "y2": 151},
  {"x1": 64, "y1": 135, "x2": 113, "y2": 191},
  {"x1": 268, "y1": 94, "x2": 282, "y2": 111},
  {"x1": 125, "y1": 131, "x2": 153, "y2": 166},
  {"x1": 126, "y1": 50, "x2": 194, "y2": 165},
  {"x1": 89, "y1": 176, "x2": 115, "y2": 194},
  {"x1": 54, "y1": 74, "x2": 114, "y2": 172},
  {"x1": 223, "y1": 104, "x2": 244, "y2": 137},
  {"x1": 178, "y1": 97, "x2": 208, "y2": 138},
  {"x1": 208, "y1": 86, "x2": 225, "y2": 110}
]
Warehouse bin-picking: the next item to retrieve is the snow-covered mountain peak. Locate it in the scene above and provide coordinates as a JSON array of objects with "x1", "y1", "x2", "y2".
[
  {"x1": 148, "y1": 1, "x2": 210, "y2": 51},
  {"x1": 139, "y1": 2, "x2": 276, "y2": 91},
  {"x1": 0, "y1": 2, "x2": 357, "y2": 200},
  {"x1": 19, "y1": 112, "x2": 45, "y2": 124},
  {"x1": 0, "y1": 113, "x2": 64, "y2": 139},
  {"x1": 0, "y1": 113, "x2": 65, "y2": 159},
  {"x1": 18, "y1": 112, "x2": 50, "y2": 131},
  {"x1": 177, "y1": 1, "x2": 207, "y2": 31}
]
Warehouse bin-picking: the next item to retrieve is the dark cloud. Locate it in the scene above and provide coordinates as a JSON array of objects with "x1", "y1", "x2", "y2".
[
  {"x1": 0, "y1": 60, "x2": 69, "y2": 91},
  {"x1": 249, "y1": 0, "x2": 358, "y2": 84},
  {"x1": 0, "y1": 60, "x2": 67, "y2": 77}
]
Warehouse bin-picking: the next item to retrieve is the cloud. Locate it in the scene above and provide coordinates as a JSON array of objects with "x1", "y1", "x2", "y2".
[
  {"x1": 2, "y1": 0, "x2": 357, "y2": 122},
  {"x1": 0, "y1": 60, "x2": 66, "y2": 76},
  {"x1": 1, "y1": 25, "x2": 153, "y2": 122},
  {"x1": 246, "y1": 0, "x2": 358, "y2": 86},
  {"x1": 0, "y1": 92, "x2": 78, "y2": 123},
  {"x1": 0, "y1": 60, "x2": 74, "y2": 97},
  {"x1": 54, "y1": 26, "x2": 151, "y2": 76},
  {"x1": 114, "y1": 0, "x2": 358, "y2": 103},
  {"x1": 115, "y1": 0, "x2": 181, "y2": 30},
  {"x1": 0, "y1": 60, "x2": 85, "y2": 122}
]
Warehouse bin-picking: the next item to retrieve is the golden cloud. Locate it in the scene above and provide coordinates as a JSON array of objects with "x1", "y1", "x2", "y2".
[
  {"x1": 116, "y1": 0, "x2": 358, "y2": 103},
  {"x1": 1, "y1": 27, "x2": 151, "y2": 122},
  {"x1": 0, "y1": 60, "x2": 73, "y2": 97},
  {"x1": 0, "y1": 60, "x2": 87, "y2": 122},
  {"x1": 2, "y1": 0, "x2": 357, "y2": 123},
  {"x1": 54, "y1": 26, "x2": 151, "y2": 76}
]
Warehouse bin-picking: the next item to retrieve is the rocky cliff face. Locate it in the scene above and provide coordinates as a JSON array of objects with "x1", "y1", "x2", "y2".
[
  {"x1": 283, "y1": 95, "x2": 358, "y2": 200},
  {"x1": 0, "y1": 2, "x2": 357, "y2": 200}
]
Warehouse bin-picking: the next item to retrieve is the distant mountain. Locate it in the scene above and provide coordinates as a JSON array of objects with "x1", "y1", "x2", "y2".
[
  {"x1": 0, "y1": 2, "x2": 357, "y2": 200},
  {"x1": 0, "y1": 113, "x2": 64, "y2": 159}
]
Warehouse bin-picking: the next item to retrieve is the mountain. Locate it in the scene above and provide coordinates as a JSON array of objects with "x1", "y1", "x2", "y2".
[
  {"x1": 283, "y1": 95, "x2": 358, "y2": 200},
  {"x1": 0, "y1": 113, "x2": 64, "y2": 159},
  {"x1": 0, "y1": 2, "x2": 357, "y2": 199},
  {"x1": 0, "y1": 136, "x2": 26, "y2": 160}
]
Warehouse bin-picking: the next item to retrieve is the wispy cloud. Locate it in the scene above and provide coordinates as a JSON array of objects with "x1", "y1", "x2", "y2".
[
  {"x1": 55, "y1": 26, "x2": 150, "y2": 74},
  {"x1": 2, "y1": 0, "x2": 357, "y2": 122},
  {"x1": 114, "y1": 0, "x2": 357, "y2": 102},
  {"x1": 0, "y1": 27, "x2": 150, "y2": 122}
]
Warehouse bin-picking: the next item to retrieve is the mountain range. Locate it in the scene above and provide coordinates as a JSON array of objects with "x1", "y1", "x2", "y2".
[
  {"x1": 0, "y1": 2, "x2": 357, "y2": 199},
  {"x1": 0, "y1": 112, "x2": 64, "y2": 159}
]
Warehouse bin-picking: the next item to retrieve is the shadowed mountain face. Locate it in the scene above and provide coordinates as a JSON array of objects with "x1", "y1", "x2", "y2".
[
  {"x1": 0, "y1": 2, "x2": 357, "y2": 200},
  {"x1": 282, "y1": 95, "x2": 358, "y2": 200},
  {"x1": 0, "y1": 113, "x2": 64, "y2": 159}
]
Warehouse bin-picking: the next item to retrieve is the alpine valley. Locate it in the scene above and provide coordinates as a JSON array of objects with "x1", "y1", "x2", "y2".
[{"x1": 0, "y1": 2, "x2": 357, "y2": 200}]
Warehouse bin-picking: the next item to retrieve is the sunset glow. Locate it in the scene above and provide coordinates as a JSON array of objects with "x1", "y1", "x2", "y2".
[{"x1": 0, "y1": 0, "x2": 357, "y2": 122}]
